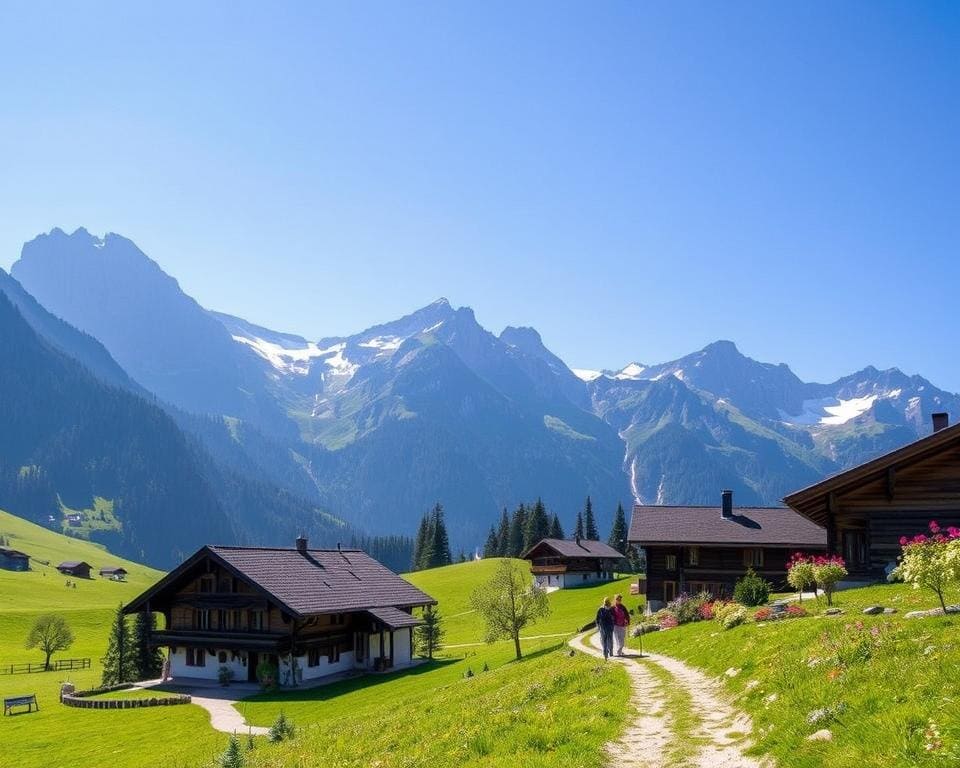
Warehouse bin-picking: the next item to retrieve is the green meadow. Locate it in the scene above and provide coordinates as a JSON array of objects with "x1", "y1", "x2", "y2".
[
  {"x1": 633, "y1": 583, "x2": 960, "y2": 768},
  {"x1": 0, "y1": 511, "x2": 635, "y2": 767}
]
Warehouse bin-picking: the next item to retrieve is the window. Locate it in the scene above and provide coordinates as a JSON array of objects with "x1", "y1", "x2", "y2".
[
  {"x1": 218, "y1": 651, "x2": 227, "y2": 664},
  {"x1": 742, "y1": 549, "x2": 764, "y2": 568},
  {"x1": 185, "y1": 647, "x2": 206, "y2": 667},
  {"x1": 196, "y1": 609, "x2": 211, "y2": 630},
  {"x1": 663, "y1": 581, "x2": 677, "y2": 602},
  {"x1": 664, "y1": 554, "x2": 677, "y2": 571},
  {"x1": 687, "y1": 547, "x2": 699, "y2": 566},
  {"x1": 307, "y1": 648, "x2": 321, "y2": 668},
  {"x1": 249, "y1": 610, "x2": 266, "y2": 631},
  {"x1": 199, "y1": 576, "x2": 215, "y2": 593},
  {"x1": 328, "y1": 644, "x2": 341, "y2": 664}
]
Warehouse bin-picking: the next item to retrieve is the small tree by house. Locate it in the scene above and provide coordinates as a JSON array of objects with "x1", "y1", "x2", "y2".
[
  {"x1": 132, "y1": 611, "x2": 164, "y2": 680},
  {"x1": 812, "y1": 555, "x2": 848, "y2": 606},
  {"x1": 732, "y1": 568, "x2": 771, "y2": 607},
  {"x1": 101, "y1": 603, "x2": 135, "y2": 685},
  {"x1": 219, "y1": 734, "x2": 245, "y2": 768},
  {"x1": 470, "y1": 558, "x2": 550, "y2": 660},
  {"x1": 583, "y1": 497, "x2": 599, "y2": 540},
  {"x1": 415, "y1": 605, "x2": 445, "y2": 660},
  {"x1": 25, "y1": 613, "x2": 74, "y2": 669},
  {"x1": 894, "y1": 521, "x2": 960, "y2": 612},
  {"x1": 786, "y1": 553, "x2": 816, "y2": 601}
]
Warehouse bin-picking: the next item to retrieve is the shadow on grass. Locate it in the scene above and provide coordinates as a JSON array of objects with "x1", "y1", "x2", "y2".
[{"x1": 245, "y1": 659, "x2": 460, "y2": 704}]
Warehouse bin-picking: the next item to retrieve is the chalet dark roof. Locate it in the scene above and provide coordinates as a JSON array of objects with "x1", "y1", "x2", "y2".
[
  {"x1": 124, "y1": 545, "x2": 435, "y2": 619},
  {"x1": 57, "y1": 561, "x2": 91, "y2": 569},
  {"x1": 629, "y1": 505, "x2": 826, "y2": 548},
  {"x1": 785, "y1": 420, "x2": 960, "y2": 525},
  {"x1": 0, "y1": 546, "x2": 29, "y2": 559},
  {"x1": 521, "y1": 538, "x2": 623, "y2": 560},
  {"x1": 100, "y1": 566, "x2": 128, "y2": 573},
  {"x1": 366, "y1": 606, "x2": 423, "y2": 629}
]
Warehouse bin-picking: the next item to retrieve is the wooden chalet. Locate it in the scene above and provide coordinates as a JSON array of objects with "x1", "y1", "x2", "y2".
[
  {"x1": 123, "y1": 537, "x2": 435, "y2": 685},
  {"x1": 521, "y1": 538, "x2": 623, "y2": 590},
  {"x1": 57, "y1": 561, "x2": 92, "y2": 578},
  {"x1": 630, "y1": 490, "x2": 826, "y2": 610},
  {"x1": 784, "y1": 413, "x2": 960, "y2": 580},
  {"x1": 0, "y1": 546, "x2": 30, "y2": 571},
  {"x1": 100, "y1": 565, "x2": 128, "y2": 579}
]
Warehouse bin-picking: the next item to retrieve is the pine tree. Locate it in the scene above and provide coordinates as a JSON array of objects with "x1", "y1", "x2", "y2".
[
  {"x1": 584, "y1": 496, "x2": 599, "y2": 540},
  {"x1": 548, "y1": 513, "x2": 564, "y2": 539},
  {"x1": 458, "y1": 550, "x2": 467, "y2": 563},
  {"x1": 607, "y1": 502, "x2": 628, "y2": 553},
  {"x1": 523, "y1": 498, "x2": 550, "y2": 553},
  {"x1": 574, "y1": 511, "x2": 585, "y2": 540},
  {"x1": 101, "y1": 603, "x2": 135, "y2": 685},
  {"x1": 415, "y1": 605, "x2": 445, "y2": 659},
  {"x1": 412, "y1": 514, "x2": 430, "y2": 571},
  {"x1": 483, "y1": 526, "x2": 499, "y2": 558},
  {"x1": 507, "y1": 504, "x2": 527, "y2": 557},
  {"x1": 495, "y1": 508, "x2": 511, "y2": 557},
  {"x1": 219, "y1": 734, "x2": 245, "y2": 768},
  {"x1": 429, "y1": 503, "x2": 452, "y2": 568},
  {"x1": 132, "y1": 611, "x2": 163, "y2": 681}
]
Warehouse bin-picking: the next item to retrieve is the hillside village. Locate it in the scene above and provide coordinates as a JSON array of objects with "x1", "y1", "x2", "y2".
[{"x1": 0, "y1": 411, "x2": 958, "y2": 767}]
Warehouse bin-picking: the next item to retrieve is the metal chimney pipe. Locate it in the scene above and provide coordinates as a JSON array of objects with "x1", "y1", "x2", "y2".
[
  {"x1": 933, "y1": 412, "x2": 949, "y2": 433},
  {"x1": 721, "y1": 490, "x2": 733, "y2": 519},
  {"x1": 296, "y1": 535, "x2": 308, "y2": 553}
]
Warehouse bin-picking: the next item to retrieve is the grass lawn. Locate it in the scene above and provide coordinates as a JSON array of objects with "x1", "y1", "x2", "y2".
[
  {"x1": 1, "y1": 518, "x2": 635, "y2": 768},
  {"x1": 631, "y1": 583, "x2": 960, "y2": 768}
]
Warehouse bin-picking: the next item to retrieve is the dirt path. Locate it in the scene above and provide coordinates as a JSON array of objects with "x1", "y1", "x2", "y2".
[{"x1": 569, "y1": 631, "x2": 768, "y2": 768}]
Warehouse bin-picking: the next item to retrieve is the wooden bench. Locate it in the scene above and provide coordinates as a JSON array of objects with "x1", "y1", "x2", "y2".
[{"x1": 3, "y1": 694, "x2": 39, "y2": 715}]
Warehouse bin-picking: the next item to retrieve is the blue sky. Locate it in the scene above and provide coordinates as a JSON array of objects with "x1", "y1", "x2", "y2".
[{"x1": 0, "y1": 2, "x2": 957, "y2": 389}]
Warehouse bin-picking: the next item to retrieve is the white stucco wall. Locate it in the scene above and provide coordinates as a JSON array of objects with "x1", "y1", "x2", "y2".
[
  {"x1": 393, "y1": 628, "x2": 412, "y2": 667},
  {"x1": 294, "y1": 650, "x2": 355, "y2": 681},
  {"x1": 168, "y1": 647, "x2": 247, "y2": 681}
]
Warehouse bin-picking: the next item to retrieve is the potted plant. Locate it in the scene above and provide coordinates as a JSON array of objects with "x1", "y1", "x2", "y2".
[{"x1": 217, "y1": 665, "x2": 234, "y2": 687}]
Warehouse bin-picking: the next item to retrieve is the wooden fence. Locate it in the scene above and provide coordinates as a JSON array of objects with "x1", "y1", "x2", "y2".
[{"x1": 0, "y1": 658, "x2": 91, "y2": 675}]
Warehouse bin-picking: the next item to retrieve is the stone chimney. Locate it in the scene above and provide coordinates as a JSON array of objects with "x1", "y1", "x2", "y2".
[
  {"x1": 933, "y1": 412, "x2": 950, "y2": 433},
  {"x1": 296, "y1": 535, "x2": 308, "y2": 554},
  {"x1": 721, "y1": 489, "x2": 733, "y2": 519}
]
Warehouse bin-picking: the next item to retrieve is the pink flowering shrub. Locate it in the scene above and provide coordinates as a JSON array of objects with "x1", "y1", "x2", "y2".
[
  {"x1": 657, "y1": 612, "x2": 678, "y2": 630},
  {"x1": 699, "y1": 601, "x2": 715, "y2": 621},
  {"x1": 811, "y1": 554, "x2": 848, "y2": 606},
  {"x1": 786, "y1": 604, "x2": 807, "y2": 618},
  {"x1": 894, "y1": 521, "x2": 960, "y2": 611},
  {"x1": 754, "y1": 606, "x2": 772, "y2": 622},
  {"x1": 786, "y1": 552, "x2": 816, "y2": 600}
]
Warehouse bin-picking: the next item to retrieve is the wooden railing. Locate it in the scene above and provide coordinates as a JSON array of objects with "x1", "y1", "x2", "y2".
[{"x1": 0, "y1": 658, "x2": 91, "y2": 675}]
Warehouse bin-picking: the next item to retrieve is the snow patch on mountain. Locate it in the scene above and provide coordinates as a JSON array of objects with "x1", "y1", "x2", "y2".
[
  {"x1": 232, "y1": 333, "x2": 333, "y2": 375},
  {"x1": 615, "y1": 363, "x2": 647, "y2": 380},
  {"x1": 779, "y1": 394, "x2": 879, "y2": 426},
  {"x1": 359, "y1": 335, "x2": 403, "y2": 352},
  {"x1": 573, "y1": 368, "x2": 603, "y2": 382}
]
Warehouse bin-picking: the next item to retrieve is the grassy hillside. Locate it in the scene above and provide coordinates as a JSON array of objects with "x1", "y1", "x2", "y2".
[
  {"x1": 632, "y1": 583, "x2": 960, "y2": 768},
  {"x1": 2, "y1": 531, "x2": 635, "y2": 768}
]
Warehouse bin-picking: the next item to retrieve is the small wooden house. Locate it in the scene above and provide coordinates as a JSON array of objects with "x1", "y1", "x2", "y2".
[
  {"x1": 0, "y1": 546, "x2": 30, "y2": 571},
  {"x1": 784, "y1": 413, "x2": 960, "y2": 580},
  {"x1": 521, "y1": 538, "x2": 623, "y2": 590},
  {"x1": 630, "y1": 490, "x2": 826, "y2": 610},
  {"x1": 100, "y1": 566, "x2": 128, "y2": 580},
  {"x1": 57, "y1": 561, "x2": 92, "y2": 578},
  {"x1": 123, "y1": 537, "x2": 435, "y2": 685}
]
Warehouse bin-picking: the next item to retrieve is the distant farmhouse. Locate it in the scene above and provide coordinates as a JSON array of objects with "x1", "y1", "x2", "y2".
[
  {"x1": 785, "y1": 412, "x2": 960, "y2": 581},
  {"x1": 123, "y1": 537, "x2": 435, "y2": 685},
  {"x1": 630, "y1": 490, "x2": 826, "y2": 611},
  {"x1": 0, "y1": 546, "x2": 30, "y2": 571},
  {"x1": 522, "y1": 538, "x2": 623, "y2": 590},
  {"x1": 57, "y1": 561, "x2": 92, "y2": 578},
  {"x1": 100, "y1": 565, "x2": 128, "y2": 580}
]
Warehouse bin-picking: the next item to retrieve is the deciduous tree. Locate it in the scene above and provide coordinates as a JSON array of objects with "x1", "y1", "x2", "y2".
[
  {"x1": 25, "y1": 613, "x2": 74, "y2": 669},
  {"x1": 470, "y1": 559, "x2": 550, "y2": 660}
]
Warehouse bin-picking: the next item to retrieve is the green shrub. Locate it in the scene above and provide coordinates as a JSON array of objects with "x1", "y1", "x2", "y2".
[
  {"x1": 218, "y1": 735, "x2": 244, "y2": 768},
  {"x1": 256, "y1": 660, "x2": 278, "y2": 690},
  {"x1": 665, "y1": 591, "x2": 712, "y2": 624},
  {"x1": 733, "y1": 568, "x2": 771, "y2": 607},
  {"x1": 713, "y1": 601, "x2": 747, "y2": 630},
  {"x1": 268, "y1": 711, "x2": 295, "y2": 743}
]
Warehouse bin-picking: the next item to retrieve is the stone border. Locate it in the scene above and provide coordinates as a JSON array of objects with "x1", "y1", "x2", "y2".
[{"x1": 61, "y1": 683, "x2": 191, "y2": 709}]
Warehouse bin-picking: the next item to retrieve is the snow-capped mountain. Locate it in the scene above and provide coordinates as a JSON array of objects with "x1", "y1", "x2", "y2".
[{"x1": 10, "y1": 228, "x2": 958, "y2": 549}]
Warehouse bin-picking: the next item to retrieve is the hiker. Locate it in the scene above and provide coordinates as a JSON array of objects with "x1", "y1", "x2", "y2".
[
  {"x1": 596, "y1": 597, "x2": 615, "y2": 660},
  {"x1": 612, "y1": 593, "x2": 630, "y2": 656}
]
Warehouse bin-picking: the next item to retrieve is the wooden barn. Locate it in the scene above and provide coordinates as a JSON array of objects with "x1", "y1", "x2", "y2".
[
  {"x1": 784, "y1": 412, "x2": 960, "y2": 580},
  {"x1": 0, "y1": 546, "x2": 30, "y2": 571},
  {"x1": 123, "y1": 537, "x2": 435, "y2": 685},
  {"x1": 521, "y1": 538, "x2": 623, "y2": 590},
  {"x1": 630, "y1": 490, "x2": 826, "y2": 610},
  {"x1": 100, "y1": 566, "x2": 128, "y2": 580},
  {"x1": 56, "y1": 561, "x2": 92, "y2": 578}
]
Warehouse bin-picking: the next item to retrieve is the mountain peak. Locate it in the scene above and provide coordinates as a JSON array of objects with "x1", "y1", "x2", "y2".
[{"x1": 500, "y1": 325, "x2": 543, "y2": 347}]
